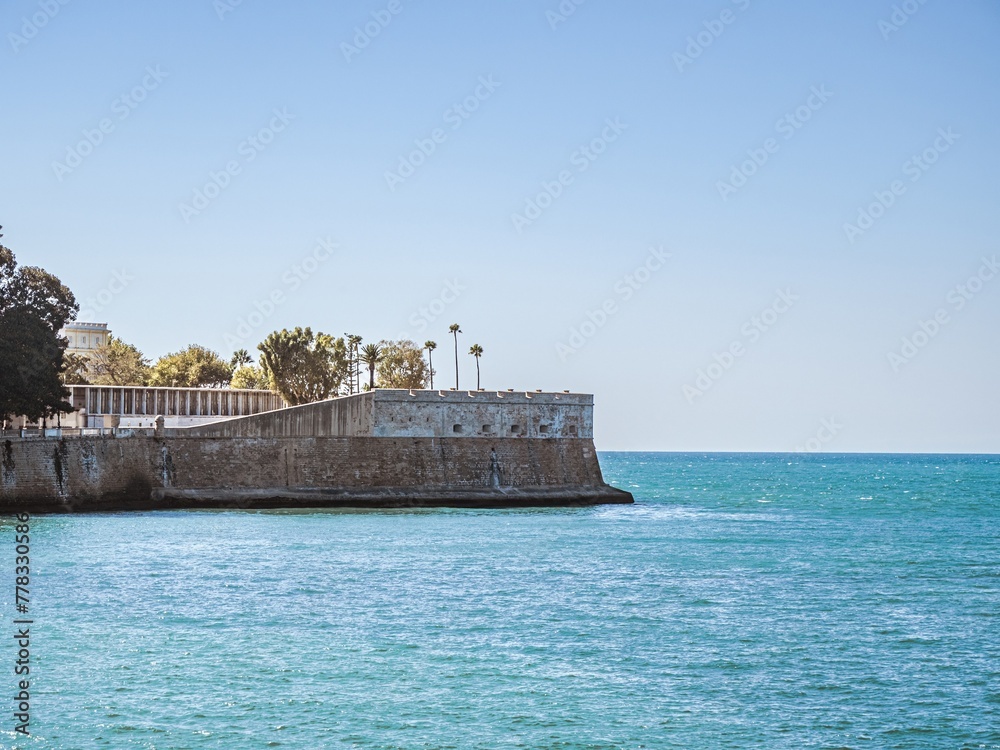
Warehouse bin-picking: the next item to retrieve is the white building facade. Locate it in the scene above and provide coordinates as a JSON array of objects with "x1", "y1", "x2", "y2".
[{"x1": 62, "y1": 321, "x2": 110, "y2": 358}]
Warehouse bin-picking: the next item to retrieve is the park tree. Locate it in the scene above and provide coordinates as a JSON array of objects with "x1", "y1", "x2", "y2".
[
  {"x1": 0, "y1": 238, "x2": 79, "y2": 422},
  {"x1": 89, "y1": 336, "x2": 151, "y2": 386},
  {"x1": 230, "y1": 364, "x2": 269, "y2": 390},
  {"x1": 377, "y1": 339, "x2": 429, "y2": 389},
  {"x1": 424, "y1": 340, "x2": 437, "y2": 389},
  {"x1": 469, "y1": 344, "x2": 484, "y2": 390},
  {"x1": 230, "y1": 349, "x2": 253, "y2": 370},
  {"x1": 60, "y1": 352, "x2": 91, "y2": 385},
  {"x1": 149, "y1": 345, "x2": 233, "y2": 388},
  {"x1": 449, "y1": 323, "x2": 461, "y2": 389},
  {"x1": 346, "y1": 334, "x2": 362, "y2": 394},
  {"x1": 258, "y1": 327, "x2": 348, "y2": 405},
  {"x1": 227, "y1": 350, "x2": 266, "y2": 389},
  {"x1": 359, "y1": 342, "x2": 382, "y2": 391}
]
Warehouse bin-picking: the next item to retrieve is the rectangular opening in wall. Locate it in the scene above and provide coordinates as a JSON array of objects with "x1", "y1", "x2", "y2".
[
  {"x1": 568, "y1": 425, "x2": 578, "y2": 436},
  {"x1": 510, "y1": 424, "x2": 522, "y2": 435},
  {"x1": 482, "y1": 424, "x2": 494, "y2": 434},
  {"x1": 453, "y1": 424, "x2": 463, "y2": 434},
  {"x1": 539, "y1": 424, "x2": 550, "y2": 434}
]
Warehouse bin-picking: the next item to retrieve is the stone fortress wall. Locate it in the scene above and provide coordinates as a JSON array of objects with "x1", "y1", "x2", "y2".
[
  {"x1": 176, "y1": 389, "x2": 594, "y2": 439},
  {"x1": 1, "y1": 390, "x2": 631, "y2": 512}
]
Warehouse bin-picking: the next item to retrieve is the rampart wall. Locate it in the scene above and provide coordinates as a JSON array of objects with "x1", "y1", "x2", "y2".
[
  {"x1": 0, "y1": 435, "x2": 630, "y2": 512},
  {"x1": 0, "y1": 391, "x2": 630, "y2": 512},
  {"x1": 174, "y1": 390, "x2": 594, "y2": 439}
]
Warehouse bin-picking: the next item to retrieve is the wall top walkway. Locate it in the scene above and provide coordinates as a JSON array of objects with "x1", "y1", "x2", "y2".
[{"x1": 370, "y1": 389, "x2": 593, "y2": 405}]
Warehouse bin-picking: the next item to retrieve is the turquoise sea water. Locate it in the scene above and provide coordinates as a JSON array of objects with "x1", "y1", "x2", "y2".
[{"x1": 3, "y1": 452, "x2": 999, "y2": 749}]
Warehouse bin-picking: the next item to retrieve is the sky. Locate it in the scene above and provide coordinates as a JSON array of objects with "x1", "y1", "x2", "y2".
[{"x1": 2, "y1": 0, "x2": 998, "y2": 452}]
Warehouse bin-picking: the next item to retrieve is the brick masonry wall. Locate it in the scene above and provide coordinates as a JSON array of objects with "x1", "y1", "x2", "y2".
[{"x1": 0, "y1": 436, "x2": 615, "y2": 511}]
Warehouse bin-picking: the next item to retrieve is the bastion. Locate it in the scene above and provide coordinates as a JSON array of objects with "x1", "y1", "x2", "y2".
[{"x1": 0, "y1": 390, "x2": 633, "y2": 513}]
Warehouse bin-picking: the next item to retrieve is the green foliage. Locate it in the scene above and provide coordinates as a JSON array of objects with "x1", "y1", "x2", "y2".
[
  {"x1": 449, "y1": 323, "x2": 462, "y2": 390},
  {"x1": 424, "y1": 340, "x2": 437, "y2": 389},
  {"x1": 258, "y1": 328, "x2": 348, "y2": 405},
  {"x1": 227, "y1": 349, "x2": 265, "y2": 389},
  {"x1": 344, "y1": 334, "x2": 363, "y2": 395},
  {"x1": 89, "y1": 336, "x2": 151, "y2": 386},
  {"x1": 0, "y1": 244, "x2": 78, "y2": 421},
  {"x1": 1, "y1": 246, "x2": 78, "y2": 332},
  {"x1": 468, "y1": 344, "x2": 484, "y2": 389},
  {"x1": 0, "y1": 310, "x2": 72, "y2": 421},
  {"x1": 378, "y1": 339, "x2": 429, "y2": 389},
  {"x1": 230, "y1": 348, "x2": 253, "y2": 370},
  {"x1": 230, "y1": 364, "x2": 269, "y2": 390},
  {"x1": 60, "y1": 352, "x2": 91, "y2": 385},
  {"x1": 149, "y1": 344, "x2": 232, "y2": 388},
  {"x1": 359, "y1": 342, "x2": 382, "y2": 391}
]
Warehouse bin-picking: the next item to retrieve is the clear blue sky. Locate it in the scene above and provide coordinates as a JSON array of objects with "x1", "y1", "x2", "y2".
[{"x1": 3, "y1": 0, "x2": 998, "y2": 452}]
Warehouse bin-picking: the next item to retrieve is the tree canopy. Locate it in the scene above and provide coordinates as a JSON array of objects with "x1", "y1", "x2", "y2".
[
  {"x1": 230, "y1": 349, "x2": 252, "y2": 369},
  {"x1": 377, "y1": 339, "x2": 429, "y2": 389},
  {"x1": 149, "y1": 344, "x2": 233, "y2": 388},
  {"x1": 258, "y1": 328, "x2": 348, "y2": 405},
  {"x1": 0, "y1": 243, "x2": 78, "y2": 422},
  {"x1": 359, "y1": 342, "x2": 382, "y2": 391},
  {"x1": 60, "y1": 352, "x2": 91, "y2": 385},
  {"x1": 230, "y1": 364, "x2": 269, "y2": 390},
  {"x1": 89, "y1": 336, "x2": 151, "y2": 386}
]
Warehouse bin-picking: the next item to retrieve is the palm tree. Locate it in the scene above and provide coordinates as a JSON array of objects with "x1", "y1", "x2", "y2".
[
  {"x1": 424, "y1": 340, "x2": 437, "y2": 389},
  {"x1": 230, "y1": 348, "x2": 252, "y2": 370},
  {"x1": 469, "y1": 344, "x2": 483, "y2": 390},
  {"x1": 449, "y1": 323, "x2": 461, "y2": 389},
  {"x1": 359, "y1": 342, "x2": 382, "y2": 390}
]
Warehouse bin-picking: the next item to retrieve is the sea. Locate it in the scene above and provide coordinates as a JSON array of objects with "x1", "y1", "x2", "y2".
[{"x1": 2, "y1": 452, "x2": 998, "y2": 750}]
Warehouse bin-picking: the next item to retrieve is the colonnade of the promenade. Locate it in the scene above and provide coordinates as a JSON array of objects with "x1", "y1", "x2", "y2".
[{"x1": 68, "y1": 385, "x2": 285, "y2": 419}]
